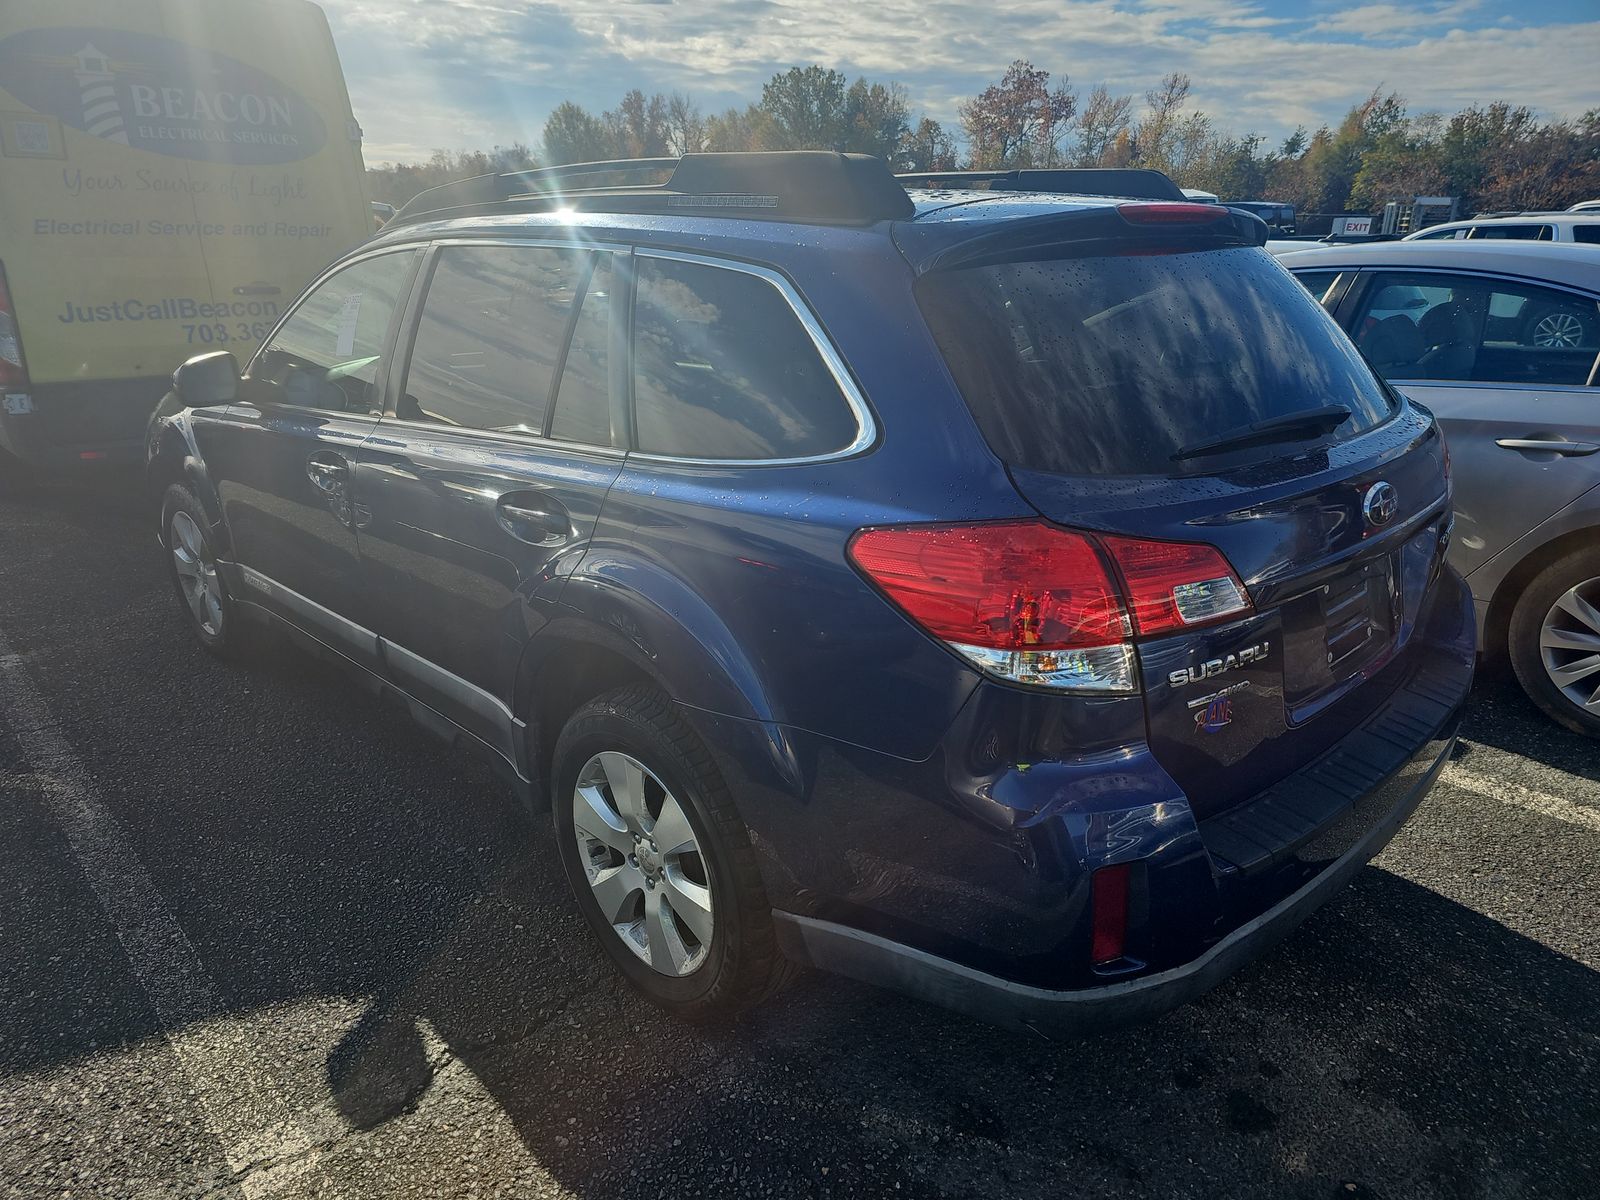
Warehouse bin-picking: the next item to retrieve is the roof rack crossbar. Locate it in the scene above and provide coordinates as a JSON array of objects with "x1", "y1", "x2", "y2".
[
  {"x1": 389, "y1": 151, "x2": 917, "y2": 228},
  {"x1": 896, "y1": 167, "x2": 1185, "y2": 203}
]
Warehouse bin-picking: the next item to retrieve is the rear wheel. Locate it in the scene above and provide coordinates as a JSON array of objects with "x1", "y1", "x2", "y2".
[
  {"x1": 161, "y1": 483, "x2": 245, "y2": 658},
  {"x1": 552, "y1": 684, "x2": 794, "y2": 1018},
  {"x1": 1507, "y1": 546, "x2": 1600, "y2": 738}
]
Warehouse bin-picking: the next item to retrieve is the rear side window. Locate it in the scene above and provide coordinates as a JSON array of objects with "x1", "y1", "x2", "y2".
[
  {"x1": 1350, "y1": 270, "x2": 1600, "y2": 387},
  {"x1": 1466, "y1": 224, "x2": 1553, "y2": 241},
  {"x1": 631, "y1": 257, "x2": 859, "y2": 460},
  {"x1": 400, "y1": 244, "x2": 587, "y2": 434},
  {"x1": 1573, "y1": 225, "x2": 1600, "y2": 245},
  {"x1": 1293, "y1": 270, "x2": 1342, "y2": 308},
  {"x1": 917, "y1": 247, "x2": 1395, "y2": 476}
]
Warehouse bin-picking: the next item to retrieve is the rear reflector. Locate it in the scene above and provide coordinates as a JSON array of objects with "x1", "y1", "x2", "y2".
[
  {"x1": 1117, "y1": 202, "x2": 1227, "y2": 225},
  {"x1": 1091, "y1": 863, "x2": 1131, "y2": 965},
  {"x1": 847, "y1": 521, "x2": 1135, "y2": 692},
  {"x1": 1100, "y1": 535, "x2": 1251, "y2": 636},
  {"x1": 0, "y1": 261, "x2": 28, "y2": 392}
]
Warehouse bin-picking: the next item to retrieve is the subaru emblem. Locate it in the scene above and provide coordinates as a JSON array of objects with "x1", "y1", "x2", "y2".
[{"x1": 1362, "y1": 481, "x2": 1398, "y2": 528}]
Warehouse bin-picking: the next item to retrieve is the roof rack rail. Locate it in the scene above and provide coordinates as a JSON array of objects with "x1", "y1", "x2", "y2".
[
  {"x1": 896, "y1": 168, "x2": 1185, "y2": 202},
  {"x1": 388, "y1": 151, "x2": 916, "y2": 228}
]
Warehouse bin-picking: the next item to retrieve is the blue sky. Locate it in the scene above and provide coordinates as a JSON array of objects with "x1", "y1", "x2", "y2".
[{"x1": 318, "y1": 0, "x2": 1600, "y2": 165}]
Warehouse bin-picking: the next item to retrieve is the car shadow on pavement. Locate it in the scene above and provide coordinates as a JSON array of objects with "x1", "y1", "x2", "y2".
[
  {"x1": 1456, "y1": 672, "x2": 1600, "y2": 785},
  {"x1": 318, "y1": 841, "x2": 1600, "y2": 1199}
]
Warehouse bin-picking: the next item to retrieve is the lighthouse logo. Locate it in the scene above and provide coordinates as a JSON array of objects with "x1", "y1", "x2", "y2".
[
  {"x1": 0, "y1": 26, "x2": 326, "y2": 165},
  {"x1": 72, "y1": 44, "x2": 129, "y2": 144}
]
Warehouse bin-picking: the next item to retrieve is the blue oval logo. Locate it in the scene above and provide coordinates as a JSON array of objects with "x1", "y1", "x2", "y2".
[{"x1": 0, "y1": 27, "x2": 326, "y2": 165}]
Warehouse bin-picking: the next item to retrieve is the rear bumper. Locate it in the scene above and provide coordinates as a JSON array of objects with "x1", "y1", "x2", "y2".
[
  {"x1": 0, "y1": 378, "x2": 167, "y2": 467},
  {"x1": 764, "y1": 567, "x2": 1474, "y2": 1033},
  {"x1": 774, "y1": 713, "x2": 1457, "y2": 1038}
]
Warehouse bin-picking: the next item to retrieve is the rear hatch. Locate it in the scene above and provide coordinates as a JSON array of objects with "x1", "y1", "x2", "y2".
[{"x1": 910, "y1": 210, "x2": 1452, "y2": 819}]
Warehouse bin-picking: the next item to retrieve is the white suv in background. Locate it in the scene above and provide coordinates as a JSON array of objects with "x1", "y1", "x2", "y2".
[{"x1": 1406, "y1": 214, "x2": 1600, "y2": 244}]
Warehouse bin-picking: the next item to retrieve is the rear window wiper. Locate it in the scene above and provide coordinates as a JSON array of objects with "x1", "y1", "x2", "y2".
[{"x1": 1171, "y1": 404, "x2": 1352, "y2": 462}]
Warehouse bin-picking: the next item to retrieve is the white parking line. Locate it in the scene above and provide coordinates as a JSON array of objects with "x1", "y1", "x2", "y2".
[
  {"x1": 1441, "y1": 764, "x2": 1600, "y2": 833},
  {"x1": 0, "y1": 634, "x2": 344, "y2": 1198}
]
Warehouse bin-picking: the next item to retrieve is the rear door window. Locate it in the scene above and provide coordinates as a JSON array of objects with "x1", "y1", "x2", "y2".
[
  {"x1": 1293, "y1": 270, "x2": 1342, "y2": 308},
  {"x1": 915, "y1": 247, "x2": 1394, "y2": 476},
  {"x1": 1349, "y1": 271, "x2": 1600, "y2": 386},
  {"x1": 1465, "y1": 224, "x2": 1554, "y2": 241},
  {"x1": 549, "y1": 254, "x2": 613, "y2": 446},
  {"x1": 631, "y1": 256, "x2": 860, "y2": 460},
  {"x1": 399, "y1": 244, "x2": 587, "y2": 435}
]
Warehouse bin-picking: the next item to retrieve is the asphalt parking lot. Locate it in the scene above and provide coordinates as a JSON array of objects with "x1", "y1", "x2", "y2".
[{"x1": 1, "y1": 473, "x2": 1596, "y2": 1200}]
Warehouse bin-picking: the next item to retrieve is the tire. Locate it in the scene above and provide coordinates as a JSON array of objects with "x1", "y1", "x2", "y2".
[
  {"x1": 1507, "y1": 545, "x2": 1600, "y2": 738},
  {"x1": 552, "y1": 684, "x2": 795, "y2": 1019},
  {"x1": 160, "y1": 482, "x2": 247, "y2": 659}
]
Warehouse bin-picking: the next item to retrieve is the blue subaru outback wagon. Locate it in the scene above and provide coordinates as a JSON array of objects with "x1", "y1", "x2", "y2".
[{"x1": 147, "y1": 153, "x2": 1473, "y2": 1035}]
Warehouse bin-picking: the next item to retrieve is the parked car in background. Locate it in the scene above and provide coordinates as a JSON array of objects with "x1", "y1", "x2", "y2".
[
  {"x1": 1180, "y1": 187, "x2": 1219, "y2": 203},
  {"x1": 1227, "y1": 200, "x2": 1296, "y2": 235},
  {"x1": 1282, "y1": 241, "x2": 1600, "y2": 735},
  {"x1": 1404, "y1": 214, "x2": 1600, "y2": 244},
  {"x1": 147, "y1": 152, "x2": 1471, "y2": 1034},
  {"x1": 1567, "y1": 201, "x2": 1600, "y2": 214}
]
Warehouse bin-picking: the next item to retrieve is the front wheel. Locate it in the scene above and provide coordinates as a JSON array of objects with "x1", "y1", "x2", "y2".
[
  {"x1": 1522, "y1": 302, "x2": 1598, "y2": 350},
  {"x1": 161, "y1": 483, "x2": 246, "y2": 658},
  {"x1": 1507, "y1": 546, "x2": 1600, "y2": 738},
  {"x1": 551, "y1": 684, "x2": 794, "y2": 1018}
]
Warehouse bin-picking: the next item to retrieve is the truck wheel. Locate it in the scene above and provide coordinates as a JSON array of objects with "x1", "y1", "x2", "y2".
[
  {"x1": 552, "y1": 684, "x2": 795, "y2": 1019},
  {"x1": 1507, "y1": 546, "x2": 1600, "y2": 738}
]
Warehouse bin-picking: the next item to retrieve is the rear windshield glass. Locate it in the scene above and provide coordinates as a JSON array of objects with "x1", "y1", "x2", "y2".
[{"x1": 916, "y1": 247, "x2": 1395, "y2": 476}]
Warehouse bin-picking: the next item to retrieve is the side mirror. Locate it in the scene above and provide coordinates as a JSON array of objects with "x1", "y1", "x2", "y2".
[{"x1": 172, "y1": 351, "x2": 239, "y2": 408}]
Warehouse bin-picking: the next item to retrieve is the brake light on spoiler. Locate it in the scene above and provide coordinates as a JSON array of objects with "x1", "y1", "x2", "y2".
[{"x1": 847, "y1": 520, "x2": 1251, "y2": 693}]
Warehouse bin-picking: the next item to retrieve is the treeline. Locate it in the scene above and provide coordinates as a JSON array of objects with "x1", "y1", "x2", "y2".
[{"x1": 366, "y1": 61, "x2": 1600, "y2": 216}]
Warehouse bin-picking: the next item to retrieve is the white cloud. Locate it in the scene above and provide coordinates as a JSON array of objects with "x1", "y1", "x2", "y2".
[{"x1": 318, "y1": 0, "x2": 1600, "y2": 163}]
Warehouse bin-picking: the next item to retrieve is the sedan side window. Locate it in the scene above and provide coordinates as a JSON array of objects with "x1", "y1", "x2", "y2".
[
  {"x1": 1292, "y1": 271, "x2": 1341, "y2": 309},
  {"x1": 1351, "y1": 271, "x2": 1600, "y2": 387},
  {"x1": 249, "y1": 251, "x2": 417, "y2": 414},
  {"x1": 632, "y1": 257, "x2": 860, "y2": 460},
  {"x1": 399, "y1": 244, "x2": 588, "y2": 435},
  {"x1": 1465, "y1": 224, "x2": 1553, "y2": 241}
]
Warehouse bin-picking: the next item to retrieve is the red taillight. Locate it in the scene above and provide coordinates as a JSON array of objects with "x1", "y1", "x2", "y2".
[
  {"x1": 1117, "y1": 202, "x2": 1227, "y2": 225},
  {"x1": 1101, "y1": 535, "x2": 1252, "y2": 636},
  {"x1": 0, "y1": 262, "x2": 27, "y2": 392},
  {"x1": 847, "y1": 521, "x2": 1135, "y2": 692},
  {"x1": 848, "y1": 520, "x2": 1251, "y2": 693},
  {"x1": 1090, "y1": 863, "x2": 1131, "y2": 966}
]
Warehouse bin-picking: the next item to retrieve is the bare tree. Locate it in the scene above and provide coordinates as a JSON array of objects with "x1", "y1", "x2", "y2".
[
  {"x1": 1075, "y1": 84, "x2": 1132, "y2": 166},
  {"x1": 959, "y1": 60, "x2": 1077, "y2": 168}
]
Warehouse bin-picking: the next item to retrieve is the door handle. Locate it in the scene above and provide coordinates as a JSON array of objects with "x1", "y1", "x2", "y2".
[
  {"x1": 306, "y1": 454, "x2": 350, "y2": 492},
  {"x1": 496, "y1": 497, "x2": 573, "y2": 546},
  {"x1": 499, "y1": 499, "x2": 582, "y2": 550},
  {"x1": 1495, "y1": 438, "x2": 1600, "y2": 457}
]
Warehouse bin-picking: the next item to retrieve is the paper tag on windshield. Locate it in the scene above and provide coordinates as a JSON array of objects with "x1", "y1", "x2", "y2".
[{"x1": 334, "y1": 293, "x2": 363, "y2": 358}]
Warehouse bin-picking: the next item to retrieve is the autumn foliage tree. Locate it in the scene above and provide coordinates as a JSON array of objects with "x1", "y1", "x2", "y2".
[{"x1": 958, "y1": 60, "x2": 1077, "y2": 168}]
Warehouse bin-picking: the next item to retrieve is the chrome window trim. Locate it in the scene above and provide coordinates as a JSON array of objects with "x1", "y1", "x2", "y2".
[
  {"x1": 627, "y1": 246, "x2": 879, "y2": 467},
  {"x1": 369, "y1": 415, "x2": 626, "y2": 459}
]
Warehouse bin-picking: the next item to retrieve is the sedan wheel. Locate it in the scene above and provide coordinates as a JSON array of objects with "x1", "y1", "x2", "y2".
[
  {"x1": 1538, "y1": 576, "x2": 1600, "y2": 717},
  {"x1": 571, "y1": 750, "x2": 714, "y2": 977},
  {"x1": 1530, "y1": 309, "x2": 1588, "y2": 349}
]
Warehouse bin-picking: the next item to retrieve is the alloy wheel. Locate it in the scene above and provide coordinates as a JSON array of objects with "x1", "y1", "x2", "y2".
[
  {"x1": 571, "y1": 751, "x2": 714, "y2": 976},
  {"x1": 169, "y1": 510, "x2": 225, "y2": 638},
  {"x1": 1532, "y1": 310, "x2": 1586, "y2": 349},
  {"x1": 1539, "y1": 576, "x2": 1600, "y2": 716}
]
